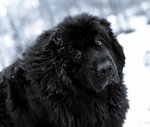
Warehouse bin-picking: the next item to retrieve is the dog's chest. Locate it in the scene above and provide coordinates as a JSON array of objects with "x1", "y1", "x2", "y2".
[{"x1": 48, "y1": 100, "x2": 108, "y2": 127}]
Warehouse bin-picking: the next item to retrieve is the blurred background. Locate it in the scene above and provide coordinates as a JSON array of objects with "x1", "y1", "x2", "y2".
[{"x1": 0, "y1": 0, "x2": 150, "y2": 127}]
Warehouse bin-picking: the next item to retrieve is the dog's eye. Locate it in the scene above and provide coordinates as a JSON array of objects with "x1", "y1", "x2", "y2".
[
  {"x1": 74, "y1": 50, "x2": 82, "y2": 59},
  {"x1": 95, "y1": 39, "x2": 104, "y2": 46}
]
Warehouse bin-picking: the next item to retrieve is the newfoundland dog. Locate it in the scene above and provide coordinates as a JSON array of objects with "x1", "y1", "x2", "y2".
[{"x1": 0, "y1": 13, "x2": 129, "y2": 127}]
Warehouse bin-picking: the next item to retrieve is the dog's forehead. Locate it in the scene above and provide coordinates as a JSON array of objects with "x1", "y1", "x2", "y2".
[
  {"x1": 59, "y1": 28, "x2": 100, "y2": 51},
  {"x1": 54, "y1": 15, "x2": 109, "y2": 52}
]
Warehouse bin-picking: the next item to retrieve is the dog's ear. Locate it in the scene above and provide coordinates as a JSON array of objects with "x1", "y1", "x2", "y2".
[
  {"x1": 99, "y1": 19, "x2": 111, "y2": 32},
  {"x1": 99, "y1": 19, "x2": 116, "y2": 40},
  {"x1": 99, "y1": 19, "x2": 125, "y2": 71},
  {"x1": 35, "y1": 29, "x2": 65, "y2": 56},
  {"x1": 31, "y1": 29, "x2": 63, "y2": 50}
]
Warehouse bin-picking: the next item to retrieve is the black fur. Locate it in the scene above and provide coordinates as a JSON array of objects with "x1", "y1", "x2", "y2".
[{"x1": 0, "y1": 13, "x2": 129, "y2": 127}]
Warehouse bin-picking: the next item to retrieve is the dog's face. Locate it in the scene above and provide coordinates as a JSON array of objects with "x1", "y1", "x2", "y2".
[
  {"x1": 59, "y1": 39, "x2": 120, "y2": 93},
  {"x1": 52, "y1": 14, "x2": 124, "y2": 93},
  {"x1": 77, "y1": 45, "x2": 120, "y2": 93}
]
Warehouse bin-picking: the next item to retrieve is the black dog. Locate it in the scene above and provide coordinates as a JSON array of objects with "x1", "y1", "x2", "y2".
[{"x1": 0, "y1": 13, "x2": 129, "y2": 127}]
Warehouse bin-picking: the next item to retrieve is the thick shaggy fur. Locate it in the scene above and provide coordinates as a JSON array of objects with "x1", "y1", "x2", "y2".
[{"x1": 0, "y1": 13, "x2": 129, "y2": 127}]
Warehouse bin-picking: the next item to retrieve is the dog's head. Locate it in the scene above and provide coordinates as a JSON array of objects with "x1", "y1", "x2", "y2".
[
  {"x1": 23, "y1": 14, "x2": 125, "y2": 95},
  {"x1": 50, "y1": 14, "x2": 125, "y2": 93}
]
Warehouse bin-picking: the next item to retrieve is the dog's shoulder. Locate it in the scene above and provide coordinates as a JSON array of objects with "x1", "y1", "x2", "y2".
[{"x1": 0, "y1": 64, "x2": 15, "y2": 127}]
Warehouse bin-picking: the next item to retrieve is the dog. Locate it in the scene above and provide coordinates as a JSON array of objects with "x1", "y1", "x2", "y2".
[{"x1": 0, "y1": 13, "x2": 129, "y2": 127}]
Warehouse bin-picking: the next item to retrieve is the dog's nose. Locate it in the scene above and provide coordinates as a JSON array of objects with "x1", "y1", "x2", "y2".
[{"x1": 97, "y1": 61, "x2": 114, "y2": 78}]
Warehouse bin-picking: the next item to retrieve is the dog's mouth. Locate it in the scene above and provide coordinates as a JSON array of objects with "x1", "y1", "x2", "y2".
[
  {"x1": 89, "y1": 75, "x2": 120, "y2": 93},
  {"x1": 81, "y1": 64, "x2": 120, "y2": 93},
  {"x1": 88, "y1": 59, "x2": 120, "y2": 93},
  {"x1": 78, "y1": 63, "x2": 120, "y2": 93}
]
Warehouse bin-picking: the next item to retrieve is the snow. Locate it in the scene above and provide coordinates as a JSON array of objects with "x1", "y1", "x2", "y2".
[
  {"x1": 144, "y1": 51, "x2": 150, "y2": 68},
  {"x1": 0, "y1": 35, "x2": 16, "y2": 70},
  {"x1": 117, "y1": 16, "x2": 150, "y2": 127},
  {"x1": 0, "y1": 3, "x2": 7, "y2": 17}
]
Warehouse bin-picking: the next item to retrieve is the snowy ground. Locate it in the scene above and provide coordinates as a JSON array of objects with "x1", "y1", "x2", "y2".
[
  {"x1": 0, "y1": 15, "x2": 150, "y2": 127},
  {"x1": 117, "y1": 16, "x2": 150, "y2": 127}
]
